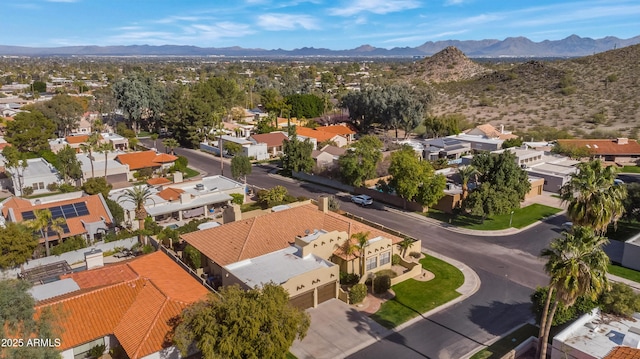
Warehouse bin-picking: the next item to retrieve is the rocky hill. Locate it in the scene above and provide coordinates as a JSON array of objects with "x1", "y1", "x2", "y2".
[
  {"x1": 412, "y1": 46, "x2": 490, "y2": 83},
  {"x1": 422, "y1": 44, "x2": 640, "y2": 139}
]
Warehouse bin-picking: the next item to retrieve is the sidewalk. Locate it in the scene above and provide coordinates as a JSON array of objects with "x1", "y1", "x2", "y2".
[{"x1": 291, "y1": 251, "x2": 481, "y2": 359}]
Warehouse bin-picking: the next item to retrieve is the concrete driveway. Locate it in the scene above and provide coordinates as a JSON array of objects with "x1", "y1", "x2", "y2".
[{"x1": 290, "y1": 299, "x2": 389, "y2": 359}]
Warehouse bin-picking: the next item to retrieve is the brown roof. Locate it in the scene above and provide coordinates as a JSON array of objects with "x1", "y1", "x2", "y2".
[
  {"x1": 605, "y1": 347, "x2": 640, "y2": 359},
  {"x1": 181, "y1": 203, "x2": 401, "y2": 266},
  {"x1": 116, "y1": 150, "x2": 178, "y2": 170},
  {"x1": 250, "y1": 132, "x2": 288, "y2": 147},
  {"x1": 157, "y1": 187, "x2": 184, "y2": 201},
  {"x1": 316, "y1": 125, "x2": 356, "y2": 135},
  {"x1": 37, "y1": 252, "x2": 210, "y2": 358},
  {"x1": 557, "y1": 139, "x2": 640, "y2": 156},
  {"x1": 146, "y1": 177, "x2": 172, "y2": 186},
  {"x1": 3, "y1": 194, "x2": 113, "y2": 242},
  {"x1": 296, "y1": 126, "x2": 341, "y2": 142},
  {"x1": 65, "y1": 134, "x2": 103, "y2": 144}
]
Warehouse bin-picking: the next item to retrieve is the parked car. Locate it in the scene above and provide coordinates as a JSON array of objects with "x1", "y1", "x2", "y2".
[
  {"x1": 351, "y1": 194, "x2": 373, "y2": 206},
  {"x1": 561, "y1": 222, "x2": 573, "y2": 230}
]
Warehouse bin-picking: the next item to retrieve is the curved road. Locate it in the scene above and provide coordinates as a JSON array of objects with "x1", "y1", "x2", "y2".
[{"x1": 144, "y1": 142, "x2": 559, "y2": 358}]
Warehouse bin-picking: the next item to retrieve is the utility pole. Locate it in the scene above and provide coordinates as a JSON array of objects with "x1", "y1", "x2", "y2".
[{"x1": 219, "y1": 134, "x2": 224, "y2": 176}]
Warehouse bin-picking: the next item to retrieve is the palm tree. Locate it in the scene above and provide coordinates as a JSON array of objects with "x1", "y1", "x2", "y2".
[
  {"x1": 560, "y1": 160, "x2": 627, "y2": 233},
  {"x1": 398, "y1": 237, "x2": 413, "y2": 258},
  {"x1": 150, "y1": 133, "x2": 159, "y2": 150},
  {"x1": 457, "y1": 165, "x2": 480, "y2": 199},
  {"x1": 95, "y1": 142, "x2": 113, "y2": 180},
  {"x1": 537, "y1": 226, "x2": 610, "y2": 359},
  {"x1": 80, "y1": 132, "x2": 100, "y2": 179},
  {"x1": 351, "y1": 231, "x2": 370, "y2": 277},
  {"x1": 25, "y1": 209, "x2": 65, "y2": 257},
  {"x1": 163, "y1": 138, "x2": 179, "y2": 155},
  {"x1": 118, "y1": 185, "x2": 154, "y2": 245},
  {"x1": 341, "y1": 238, "x2": 359, "y2": 274}
]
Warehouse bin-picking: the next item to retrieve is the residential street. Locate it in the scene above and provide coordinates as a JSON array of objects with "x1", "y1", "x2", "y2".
[{"x1": 142, "y1": 140, "x2": 555, "y2": 358}]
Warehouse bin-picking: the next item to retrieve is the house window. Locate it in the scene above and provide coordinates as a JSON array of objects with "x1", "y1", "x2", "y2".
[
  {"x1": 380, "y1": 251, "x2": 391, "y2": 266},
  {"x1": 366, "y1": 256, "x2": 377, "y2": 271},
  {"x1": 32, "y1": 182, "x2": 45, "y2": 190}
]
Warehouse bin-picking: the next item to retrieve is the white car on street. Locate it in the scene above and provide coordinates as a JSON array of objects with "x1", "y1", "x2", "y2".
[{"x1": 351, "y1": 194, "x2": 373, "y2": 206}]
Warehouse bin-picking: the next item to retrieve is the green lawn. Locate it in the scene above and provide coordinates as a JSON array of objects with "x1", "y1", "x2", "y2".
[
  {"x1": 183, "y1": 167, "x2": 200, "y2": 179},
  {"x1": 136, "y1": 131, "x2": 152, "y2": 137},
  {"x1": 606, "y1": 220, "x2": 640, "y2": 241},
  {"x1": 371, "y1": 254, "x2": 464, "y2": 328},
  {"x1": 470, "y1": 324, "x2": 538, "y2": 359},
  {"x1": 424, "y1": 204, "x2": 562, "y2": 231},
  {"x1": 622, "y1": 166, "x2": 640, "y2": 173},
  {"x1": 286, "y1": 352, "x2": 297, "y2": 359},
  {"x1": 608, "y1": 264, "x2": 640, "y2": 283}
]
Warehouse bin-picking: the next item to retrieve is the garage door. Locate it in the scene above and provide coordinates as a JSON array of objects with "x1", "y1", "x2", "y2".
[
  {"x1": 289, "y1": 291, "x2": 314, "y2": 310},
  {"x1": 317, "y1": 282, "x2": 337, "y2": 304}
]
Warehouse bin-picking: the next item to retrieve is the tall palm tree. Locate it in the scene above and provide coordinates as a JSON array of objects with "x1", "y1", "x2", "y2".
[
  {"x1": 118, "y1": 185, "x2": 154, "y2": 245},
  {"x1": 150, "y1": 133, "x2": 159, "y2": 150},
  {"x1": 457, "y1": 165, "x2": 480, "y2": 198},
  {"x1": 80, "y1": 132, "x2": 101, "y2": 179},
  {"x1": 351, "y1": 231, "x2": 370, "y2": 277},
  {"x1": 560, "y1": 160, "x2": 627, "y2": 233},
  {"x1": 163, "y1": 138, "x2": 179, "y2": 155},
  {"x1": 341, "y1": 238, "x2": 359, "y2": 275},
  {"x1": 95, "y1": 142, "x2": 113, "y2": 180},
  {"x1": 537, "y1": 226, "x2": 610, "y2": 359},
  {"x1": 25, "y1": 209, "x2": 65, "y2": 257}
]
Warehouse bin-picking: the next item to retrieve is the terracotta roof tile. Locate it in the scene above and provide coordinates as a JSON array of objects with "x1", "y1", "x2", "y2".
[
  {"x1": 116, "y1": 150, "x2": 177, "y2": 170},
  {"x1": 296, "y1": 126, "x2": 341, "y2": 142},
  {"x1": 250, "y1": 132, "x2": 288, "y2": 147},
  {"x1": 604, "y1": 346, "x2": 640, "y2": 359},
  {"x1": 36, "y1": 252, "x2": 210, "y2": 358},
  {"x1": 3, "y1": 194, "x2": 112, "y2": 242},
  {"x1": 316, "y1": 125, "x2": 356, "y2": 135},
  {"x1": 557, "y1": 139, "x2": 640, "y2": 156},
  {"x1": 146, "y1": 177, "x2": 172, "y2": 186},
  {"x1": 181, "y1": 203, "x2": 401, "y2": 266},
  {"x1": 65, "y1": 135, "x2": 90, "y2": 144},
  {"x1": 157, "y1": 187, "x2": 185, "y2": 201}
]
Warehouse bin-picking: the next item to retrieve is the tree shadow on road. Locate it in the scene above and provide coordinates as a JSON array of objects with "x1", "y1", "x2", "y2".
[{"x1": 468, "y1": 300, "x2": 532, "y2": 336}]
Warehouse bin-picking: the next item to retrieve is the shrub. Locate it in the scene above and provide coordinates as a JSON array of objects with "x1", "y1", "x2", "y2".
[
  {"x1": 144, "y1": 217, "x2": 162, "y2": 235},
  {"x1": 105, "y1": 198, "x2": 124, "y2": 225},
  {"x1": 183, "y1": 244, "x2": 202, "y2": 270},
  {"x1": 142, "y1": 244, "x2": 155, "y2": 254},
  {"x1": 339, "y1": 272, "x2": 360, "y2": 285},
  {"x1": 373, "y1": 275, "x2": 391, "y2": 294},
  {"x1": 327, "y1": 195, "x2": 340, "y2": 211},
  {"x1": 47, "y1": 183, "x2": 59, "y2": 192},
  {"x1": 392, "y1": 254, "x2": 401, "y2": 265},
  {"x1": 82, "y1": 177, "x2": 112, "y2": 197},
  {"x1": 530, "y1": 286, "x2": 598, "y2": 326},
  {"x1": 599, "y1": 282, "x2": 640, "y2": 318},
  {"x1": 87, "y1": 344, "x2": 106, "y2": 359},
  {"x1": 230, "y1": 193, "x2": 244, "y2": 205},
  {"x1": 349, "y1": 283, "x2": 367, "y2": 304},
  {"x1": 409, "y1": 251, "x2": 421, "y2": 258},
  {"x1": 59, "y1": 183, "x2": 77, "y2": 193},
  {"x1": 22, "y1": 187, "x2": 34, "y2": 196},
  {"x1": 51, "y1": 235, "x2": 87, "y2": 256}
]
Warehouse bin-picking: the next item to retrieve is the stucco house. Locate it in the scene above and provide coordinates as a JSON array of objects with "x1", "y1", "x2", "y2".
[
  {"x1": 31, "y1": 251, "x2": 209, "y2": 359},
  {"x1": 115, "y1": 150, "x2": 178, "y2": 180},
  {"x1": 312, "y1": 145, "x2": 346, "y2": 168},
  {"x1": 4, "y1": 157, "x2": 60, "y2": 196},
  {"x1": 249, "y1": 131, "x2": 289, "y2": 157},
  {"x1": 296, "y1": 126, "x2": 348, "y2": 148},
  {"x1": 180, "y1": 197, "x2": 421, "y2": 309},
  {"x1": 557, "y1": 138, "x2": 640, "y2": 164}
]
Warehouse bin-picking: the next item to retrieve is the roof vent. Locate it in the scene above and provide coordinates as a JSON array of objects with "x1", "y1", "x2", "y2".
[{"x1": 195, "y1": 184, "x2": 205, "y2": 191}]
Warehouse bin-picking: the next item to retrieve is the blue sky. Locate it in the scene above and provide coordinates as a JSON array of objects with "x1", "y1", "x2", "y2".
[{"x1": 5, "y1": 0, "x2": 640, "y2": 49}]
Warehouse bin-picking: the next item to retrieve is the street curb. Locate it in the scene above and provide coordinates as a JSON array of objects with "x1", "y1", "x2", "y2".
[
  {"x1": 340, "y1": 250, "x2": 482, "y2": 358},
  {"x1": 608, "y1": 273, "x2": 640, "y2": 292}
]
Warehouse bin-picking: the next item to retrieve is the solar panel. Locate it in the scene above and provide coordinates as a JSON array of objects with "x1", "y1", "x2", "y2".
[
  {"x1": 49, "y1": 206, "x2": 64, "y2": 219},
  {"x1": 42, "y1": 224, "x2": 70, "y2": 238},
  {"x1": 22, "y1": 211, "x2": 35, "y2": 220},
  {"x1": 61, "y1": 204, "x2": 77, "y2": 218},
  {"x1": 74, "y1": 202, "x2": 89, "y2": 216}
]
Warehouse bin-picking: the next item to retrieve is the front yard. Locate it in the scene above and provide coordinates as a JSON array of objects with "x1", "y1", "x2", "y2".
[
  {"x1": 371, "y1": 254, "x2": 464, "y2": 328},
  {"x1": 424, "y1": 204, "x2": 562, "y2": 231},
  {"x1": 470, "y1": 323, "x2": 538, "y2": 359}
]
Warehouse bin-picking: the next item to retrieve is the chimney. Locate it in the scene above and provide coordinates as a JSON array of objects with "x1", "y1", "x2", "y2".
[
  {"x1": 173, "y1": 171, "x2": 184, "y2": 183},
  {"x1": 616, "y1": 138, "x2": 628, "y2": 145},
  {"x1": 223, "y1": 204, "x2": 242, "y2": 224},
  {"x1": 85, "y1": 248, "x2": 103, "y2": 269},
  {"x1": 180, "y1": 192, "x2": 191, "y2": 204},
  {"x1": 318, "y1": 195, "x2": 329, "y2": 213}
]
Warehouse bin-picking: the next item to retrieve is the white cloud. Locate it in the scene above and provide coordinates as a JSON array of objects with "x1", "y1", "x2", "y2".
[
  {"x1": 444, "y1": 0, "x2": 465, "y2": 5},
  {"x1": 106, "y1": 21, "x2": 255, "y2": 46},
  {"x1": 155, "y1": 16, "x2": 212, "y2": 24},
  {"x1": 329, "y1": 0, "x2": 420, "y2": 16},
  {"x1": 257, "y1": 13, "x2": 320, "y2": 30}
]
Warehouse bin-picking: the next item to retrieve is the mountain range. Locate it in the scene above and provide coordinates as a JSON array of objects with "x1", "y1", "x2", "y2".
[{"x1": 1, "y1": 35, "x2": 639, "y2": 58}]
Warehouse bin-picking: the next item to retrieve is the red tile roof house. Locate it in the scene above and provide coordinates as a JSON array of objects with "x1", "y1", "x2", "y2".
[
  {"x1": 557, "y1": 138, "x2": 640, "y2": 164},
  {"x1": 295, "y1": 126, "x2": 348, "y2": 148},
  {"x1": 31, "y1": 251, "x2": 210, "y2": 359},
  {"x1": 180, "y1": 198, "x2": 422, "y2": 310},
  {"x1": 115, "y1": 150, "x2": 178, "y2": 181},
  {"x1": 249, "y1": 131, "x2": 289, "y2": 157},
  {"x1": 1, "y1": 193, "x2": 114, "y2": 247}
]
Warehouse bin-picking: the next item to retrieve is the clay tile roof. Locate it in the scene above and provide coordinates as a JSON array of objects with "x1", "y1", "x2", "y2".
[
  {"x1": 250, "y1": 132, "x2": 289, "y2": 147},
  {"x1": 158, "y1": 187, "x2": 184, "y2": 201},
  {"x1": 604, "y1": 347, "x2": 640, "y2": 359},
  {"x1": 2, "y1": 194, "x2": 112, "y2": 242},
  {"x1": 557, "y1": 139, "x2": 640, "y2": 156},
  {"x1": 65, "y1": 135, "x2": 90, "y2": 144},
  {"x1": 296, "y1": 126, "x2": 340, "y2": 142},
  {"x1": 147, "y1": 177, "x2": 172, "y2": 186},
  {"x1": 152, "y1": 153, "x2": 178, "y2": 164},
  {"x1": 181, "y1": 203, "x2": 401, "y2": 266},
  {"x1": 116, "y1": 150, "x2": 177, "y2": 170},
  {"x1": 316, "y1": 125, "x2": 356, "y2": 135},
  {"x1": 0, "y1": 143, "x2": 11, "y2": 150},
  {"x1": 37, "y1": 252, "x2": 210, "y2": 358}
]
